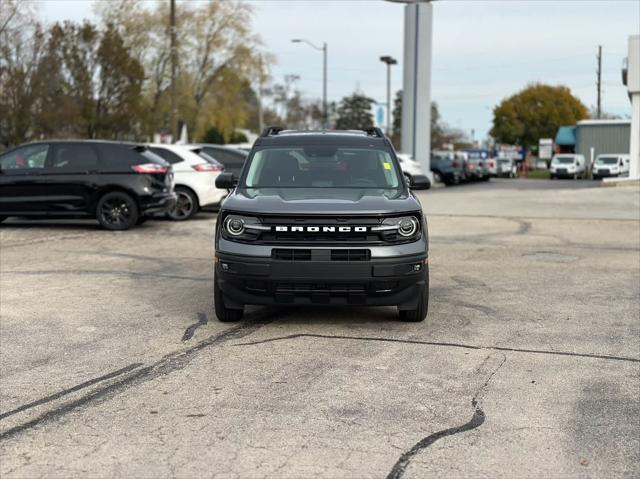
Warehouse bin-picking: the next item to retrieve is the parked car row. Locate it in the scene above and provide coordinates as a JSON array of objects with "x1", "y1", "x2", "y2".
[
  {"x1": 430, "y1": 150, "x2": 500, "y2": 185},
  {"x1": 0, "y1": 140, "x2": 251, "y2": 230}
]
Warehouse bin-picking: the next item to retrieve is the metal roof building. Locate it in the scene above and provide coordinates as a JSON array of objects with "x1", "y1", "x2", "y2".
[{"x1": 555, "y1": 120, "x2": 631, "y2": 161}]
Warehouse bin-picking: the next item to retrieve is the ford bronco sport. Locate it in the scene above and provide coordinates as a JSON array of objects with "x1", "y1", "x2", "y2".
[{"x1": 213, "y1": 127, "x2": 429, "y2": 322}]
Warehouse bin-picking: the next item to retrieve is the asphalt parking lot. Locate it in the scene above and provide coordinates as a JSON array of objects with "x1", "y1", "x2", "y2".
[{"x1": 1, "y1": 179, "x2": 639, "y2": 478}]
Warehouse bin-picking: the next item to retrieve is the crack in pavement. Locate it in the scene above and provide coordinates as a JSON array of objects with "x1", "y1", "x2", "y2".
[
  {"x1": 232, "y1": 333, "x2": 640, "y2": 363},
  {"x1": 182, "y1": 313, "x2": 209, "y2": 341},
  {"x1": 0, "y1": 363, "x2": 143, "y2": 420},
  {"x1": 0, "y1": 311, "x2": 277, "y2": 442},
  {"x1": 386, "y1": 353, "x2": 506, "y2": 479}
]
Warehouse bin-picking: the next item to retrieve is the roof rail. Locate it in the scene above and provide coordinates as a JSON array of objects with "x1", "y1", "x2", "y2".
[
  {"x1": 363, "y1": 127, "x2": 385, "y2": 138},
  {"x1": 260, "y1": 126, "x2": 284, "y2": 137}
]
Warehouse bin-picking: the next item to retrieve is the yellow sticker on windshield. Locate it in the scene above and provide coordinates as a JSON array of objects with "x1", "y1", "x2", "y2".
[{"x1": 383, "y1": 162, "x2": 392, "y2": 170}]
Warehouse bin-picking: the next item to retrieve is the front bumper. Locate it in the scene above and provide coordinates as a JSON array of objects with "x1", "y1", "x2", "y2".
[
  {"x1": 551, "y1": 168, "x2": 577, "y2": 178},
  {"x1": 593, "y1": 170, "x2": 618, "y2": 178},
  {"x1": 215, "y1": 251, "x2": 428, "y2": 309}
]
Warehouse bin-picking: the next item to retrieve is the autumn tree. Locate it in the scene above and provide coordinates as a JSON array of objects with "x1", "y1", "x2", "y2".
[
  {"x1": 335, "y1": 93, "x2": 375, "y2": 130},
  {"x1": 490, "y1": 83, "x2": 588, "y2": 147},
  {"x1": 96, "y1": 0, "x2": 268, "y2": 141},
  {"x1": 0, "y1": 1, "x2": 45, "y2": 146},
  {"x1": 95, "y1": 24, "x2": 145, "y2": 138}
]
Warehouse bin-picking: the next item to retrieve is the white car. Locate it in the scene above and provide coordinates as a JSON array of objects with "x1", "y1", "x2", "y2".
[
  {"x1": 592, "y1": 154, "x2": 630, "y2": 180},
  {"x1": 496, "y1": 158, "x2": 517, "y2": 178},
  {"x1": 550, "y1": 154, "x2": 586, "y2": 180},
  {"x1": 396, "y1": 153, "x2": 431, "y2": 189},
  {"x1": 148, "y1": 144, "x2": 226, "y2": 220}
]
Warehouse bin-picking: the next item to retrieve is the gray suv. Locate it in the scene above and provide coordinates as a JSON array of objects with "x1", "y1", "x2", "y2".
[{"x1": 213, "y1": 127, "x2": 429, "y2": 322}]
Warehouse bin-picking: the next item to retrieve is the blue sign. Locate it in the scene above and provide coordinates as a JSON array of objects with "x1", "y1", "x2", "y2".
[{"x1": 375, "y1": 105, "x2": 385, "y2": 128}]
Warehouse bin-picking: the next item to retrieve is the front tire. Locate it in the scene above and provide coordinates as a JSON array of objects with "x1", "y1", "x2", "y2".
[
  {"x1": 398, "y1": 266, "x2": 429, "y2": 322},
  {"x1": 96, "y1": 191, "x2": 138, "y2": 231},
  {"x1": 167, "y1": 187, "x2": 199, "y2": 221},
  {"x1": 214, "y1": 274, "x2": 244, "y2": 322}
]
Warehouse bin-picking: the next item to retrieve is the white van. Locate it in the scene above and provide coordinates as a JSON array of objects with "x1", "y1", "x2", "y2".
[
  {"x1": 550, "y1": 154, "x2": 586, "y2": 179},
  {"x1": 592, "y1": 154, "x2": 630, "y2": 180}
]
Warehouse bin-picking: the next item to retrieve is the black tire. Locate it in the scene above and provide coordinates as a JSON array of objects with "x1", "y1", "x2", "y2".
[
  {"x1": 398, "y1": 266, "x2": 429, "y2": 322},
  {"x1": 592, "y1": 175, "x2": 599, "y2": 181},
  {"x1": 96, "y1": 191, "x2": 138, "y2": 231},
  {"x1": 214, "y1": 274, "x2": 244, "y2": 322},
  {"x1": 167, "y1": 186, "x2": 199, "y2": 221}
]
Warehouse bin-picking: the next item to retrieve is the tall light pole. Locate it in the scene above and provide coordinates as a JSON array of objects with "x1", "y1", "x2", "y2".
[
  {"x1": 291, "y1": 39, "x2": 328, "y2": 128},
  {"x1": 379, "y1": 55, "x2": 398, "y2": 136},
  {"x1": 170, "y1": 0, "x2": 177, "y2": 142}
]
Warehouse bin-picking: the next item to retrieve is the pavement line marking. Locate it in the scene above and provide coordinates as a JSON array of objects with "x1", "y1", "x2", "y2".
[{"x1": 232, "y1": 333, "x2": 640, "y2": 363}]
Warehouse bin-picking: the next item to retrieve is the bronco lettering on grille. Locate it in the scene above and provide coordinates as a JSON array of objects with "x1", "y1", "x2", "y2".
[{"x1": 274, "y1": 226, "x2": 368, "y2": 233}]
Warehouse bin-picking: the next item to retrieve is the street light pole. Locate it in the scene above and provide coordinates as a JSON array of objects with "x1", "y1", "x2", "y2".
[
  {"x1": 379, "y1": 56, "x2": 398, "y2": 137},
  {"x1": 322, "y1": 42, "x2": 327, "y2": 128},
  {"x1": 170, "y1": 0, "x2": 177, "y2": 142},
  {"x1": 292, "y1": 38, "x2": 328, "y2": 128}
]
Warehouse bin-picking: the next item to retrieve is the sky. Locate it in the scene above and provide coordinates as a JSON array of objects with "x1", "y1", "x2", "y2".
[{"x1": 38, "y1": 0, "x2": 640, "y2": 141}]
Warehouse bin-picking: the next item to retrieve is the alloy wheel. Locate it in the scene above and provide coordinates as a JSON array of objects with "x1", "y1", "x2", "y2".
[
  {"x1": 169, "y1": 190, "x2": 195, "y2": 220},
  {"x1": 99, "y1": 198, "x2": 133, "y2": 227}
]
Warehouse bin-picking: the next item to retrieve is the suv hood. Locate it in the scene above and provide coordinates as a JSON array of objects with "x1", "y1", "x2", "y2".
[{"x1": 222, "y1": 187, "x2": 421, "y2": 215}]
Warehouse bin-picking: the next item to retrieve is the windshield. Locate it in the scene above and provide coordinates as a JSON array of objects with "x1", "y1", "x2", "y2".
[
  {"x1": 595, "y1": 157, "x2": 618, "y2": 165},
  {"x1": 242, "y1": 146, "x2": 402, "y2": 189},
  {"x1": 553, "y1": 156, "x2": 575, "y2": 164}
]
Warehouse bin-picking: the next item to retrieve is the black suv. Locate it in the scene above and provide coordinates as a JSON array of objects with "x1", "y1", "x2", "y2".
[
  {"x1": 214, "y1": 127, "x2": 429, "y2": 322},
  {"x1": 0, "y1": 141, "x2": 175, "y2": 230}
]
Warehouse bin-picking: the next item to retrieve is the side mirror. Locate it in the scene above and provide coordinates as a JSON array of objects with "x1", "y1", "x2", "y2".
[
  {"x1": 410, "y1": 174, "x2": 431, "y2": 190},
  {"x1": 215, "y1": 172, "x2": 237, "y2": 189}
]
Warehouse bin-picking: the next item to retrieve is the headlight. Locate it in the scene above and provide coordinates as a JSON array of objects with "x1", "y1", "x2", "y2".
[
  {"x1": 398, "y1": 217, "x2": 419, "y2": 237},
  {"x1": 225, "y1": 217, "x2": 245, "y2": 236},
  {"x1": 374, "y1": 216, "x2": 421, "y2": 241},
  {"x1": 221, "y1": 214, "x2": 268, "y2": 241}
]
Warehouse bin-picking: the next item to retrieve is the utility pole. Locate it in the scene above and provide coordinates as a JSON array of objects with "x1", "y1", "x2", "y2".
[
  {"x1": 322, "y1": 42, "x2": 327, "y2": 129},
  {"x1": 257, "y1": 56, "x2": 265, "y2": 133},
  {"x1": 291, "y1": 39, "x2": 328, "y2": 128},
  {"x1": 596, "y1": 45, "x2": 602, "y2": 119},
  {"x1": 380, "y1": 56, "x2": 398, "y2": 136},
  {"x1": 170, "y1": 0, "x2": 177, "y2": 142}
]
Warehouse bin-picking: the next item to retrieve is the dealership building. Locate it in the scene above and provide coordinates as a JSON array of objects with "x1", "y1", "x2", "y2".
[{"x1": 555, "y1": 119, "x2": 631, "y2": 163}]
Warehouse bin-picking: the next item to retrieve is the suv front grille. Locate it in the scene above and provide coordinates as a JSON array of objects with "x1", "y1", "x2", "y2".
[
  {"x1": 330, "y1": 249, "x2": 371, "y2": 261},
  {"x1": 272, "y1": 249, "x2": 371, "y2": 261},
  {"x1": 272, "y1": 249, "x2": 312, "y2": 261},
  {"x1": 249, "y1": 216, "x2": 414, "y2": 246}
]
